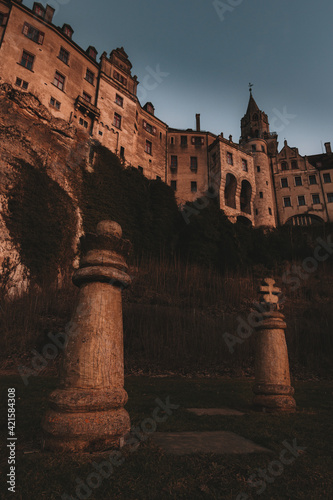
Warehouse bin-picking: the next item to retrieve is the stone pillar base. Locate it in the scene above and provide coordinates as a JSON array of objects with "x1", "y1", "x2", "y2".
[
  {"x1": 43, "y1": 407, "x2": 130, "y2": 452},
  {"x1": 253, "y1": 394, "x2": 296, "y2": 413}
]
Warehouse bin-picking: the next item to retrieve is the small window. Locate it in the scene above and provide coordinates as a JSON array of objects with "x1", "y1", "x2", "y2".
[
  {"x1": 53, "y1": 71, "x2": 65, "y2": 90},
  {"x1": 257, "y1": 166, "x2": 261, "y2": 173},
  {"x1": 138, "y1": 166, "x2": 143, "y2": 174},
  {"x1": 160, "y1": 132, "x2": 162, "y2": 141},
  {"x1": 252, "y1": 145, "x2": 256, "y2": 152},
  {"x1": 312, "y1": 194, "x2": 320, "y2": 205},
  {"x1": 145, "y1": 140, "x2": 152, "y2": 155},
  {"x1": 281, "y1": 161, "x2": 288, "y2": 171},
  {"x1": 192, "y1": 136, "x2": 204, "y2": 146},
  {"x1": 309, "y1": 175, "x2": 317, "y2": 185},
  {"x1": 323, "y1": 173, "x2": 331, "y2": 183},
  {"x1": 242, "y1": 159, "x2": 248, "y2": 172},
  {"x1": 58, "y1": 47, "x2": 69, "y2": 64},
  {"x1": 120, "y1": 146, "x2": 125, "y2": 159},
  {"x1": 85, "y1": 69, "x2": 95, "y2": 85},
  {"x1": 113, "y1": 70, "x2": 127, "y2": 86},
  {"x1": 50, "y1": 97, "x2": 61, "y2": 110},
  {"x1": 255, "y1": 209, "x2": 258, "y2": 215},
  {"x1": 298, "y1": 195, "x2": 306, "y2": 206},
  {"x1": 115, "y1": 94, "x2": 123, "y2": 107},
  {"x1": 291, "y1": 160, "x2": 298, "y2": 169},
  {"x1": 191, "y1": 181, "x2": 197, "y2": 192},
  {"x1": 295, "y1": 176, "x2": 302, "y2": 186},
  {"x1": 63, "y1": 25, "x2": 73, "y2": 38},
  {"x1": 327, "y1": 193, "x2": 333, "y2": 203},
  {"x1": 283, "y1": 197, "x2": 291, "y2": 207},
  {"x1": 181, "y1": 135, "x2": 187, "y2": 146},
  {"x1": 22, "y1": 81, "x2": 28, "y2": 90},
  {"x1": 170, "y1": 155, "x2": 178, "y2": 170},
  {"x1": 190, "y1": 157, "x2": 198, "y2": 172},
  {"x1": 22, "y1": 22, "x2": 44, "y2": 44},
  {"x1": 79, "y1": 118, "x2": 88, "y2": 128},
  {"x1": 34, "y1": 4, "x2": 45, "y2": 17},
  {"x1": 20, "y1": 51, "x2": 34, "y2": 71},
  {"x1": 261, "y1": 145, "x2": 265, "y2": 152},
  {"x1": 268, "y1": 207, "x2": 272, "y2": 215},
  {"x1": 227, "y1": 152, "x2": 233, "y2": 165},
  {"x1": 83, "y1": 91, "x2": 91, "y2": 103},
  {"x1": 0, "y1": 12, "x2": 6, "y2": 26},
  {"x1": 98, "y1": 131, "x2": 103, "y2": 136},
  {"x1": 171, "y1": 180, "x2": 177, "y2": 191},
  {"x1": 113, "y1": 112, "x2": 121, "y2": 129},
  {"x1": 170, "y1": 137, "x2": 174, "y2": 145},
  {"x1": 281, "y1": 178, "x2": 288, "y2": 188},
  {"x1": 259, "y1": 191, "x2": 263, "y2": 198},
  {"x1": 15, "y1": 77, "x2": 22, "y2": 87}
]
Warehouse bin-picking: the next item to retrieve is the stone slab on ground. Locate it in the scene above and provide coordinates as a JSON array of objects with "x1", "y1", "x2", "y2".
[
  {"x1": 187, "y1": 408, "x2": 245, "y2": 416},
  {"x1": 152, "y1": 431, "x2": 271, "y2": 455}
]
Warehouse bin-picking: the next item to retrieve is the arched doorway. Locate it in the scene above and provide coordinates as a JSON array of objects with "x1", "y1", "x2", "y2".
[
  {"x1": 224, "y1": 173, "x2": 237, "y2": 209},
  {"x1": 240, "y1": 180, "x2": 252, "y2": 214},
  {"x1": 237, "y1": 215, "x2": 252, "y2": 226},
  {"x1": 285, "y1": 214, "x2": 324, "y2": 226}
]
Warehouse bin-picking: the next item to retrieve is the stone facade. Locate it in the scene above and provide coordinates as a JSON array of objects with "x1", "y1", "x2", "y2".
[{"x1": 0, "y1": 0, "x2": 332, "y2": 227}]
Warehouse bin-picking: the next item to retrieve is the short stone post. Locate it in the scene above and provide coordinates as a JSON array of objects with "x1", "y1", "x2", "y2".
[
  {"x1": 252, "y1": 278, "x2": 296, "y2": 413},
  {"x1": 42, "y1": 220, "x2": 131, "y2": 452}
]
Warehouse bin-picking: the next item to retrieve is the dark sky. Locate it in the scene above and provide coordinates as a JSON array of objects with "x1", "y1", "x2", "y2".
[{"x1": 26, "y1": 0, "x2": 333, "y2": 155}]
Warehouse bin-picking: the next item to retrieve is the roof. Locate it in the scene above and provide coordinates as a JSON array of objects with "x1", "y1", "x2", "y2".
[{"x1": 307, "y1": 153, "x2": 333, "y2": 171}]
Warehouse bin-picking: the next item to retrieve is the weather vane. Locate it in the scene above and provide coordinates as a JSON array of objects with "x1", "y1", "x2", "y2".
[{"x1": 249, "y1": 83, "x2": 253, "y2": 93}]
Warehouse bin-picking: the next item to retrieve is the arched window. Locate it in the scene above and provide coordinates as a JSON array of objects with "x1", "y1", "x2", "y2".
[
  {"x1": 281, "y1": 161, "x2": 288, "y2": 171},
  {"x1": 224, "y1": 173, "x2": 237, "y2": 209},
  {"x1": 240, "y1": 180, "x2": 252, "y2": 214}
]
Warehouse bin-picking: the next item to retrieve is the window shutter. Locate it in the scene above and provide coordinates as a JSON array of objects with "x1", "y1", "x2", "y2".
[
  {"x1": 38, "y1": 31, "x2": 44, "y2": 44},
  {"x1": 22, "y1": 23, "x2": 29, "y2": 35},
  {"x1": 153, "y1": 127, "x2": 157, "y2": 135}
]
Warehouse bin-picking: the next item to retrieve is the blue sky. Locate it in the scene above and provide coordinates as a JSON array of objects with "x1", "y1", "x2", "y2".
[{"x1": 26, "y1": 0, "x2": 333, "y2": 155}]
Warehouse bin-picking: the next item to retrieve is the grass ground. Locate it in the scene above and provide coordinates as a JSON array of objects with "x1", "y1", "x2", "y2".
[{"x1": 0, "y1": 375, "x2": 332, "y2": 499}]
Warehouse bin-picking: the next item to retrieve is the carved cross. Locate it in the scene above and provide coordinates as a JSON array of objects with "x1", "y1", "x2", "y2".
[{"x1": 259, "y1": 278, "x2": 281, "y2": 308}]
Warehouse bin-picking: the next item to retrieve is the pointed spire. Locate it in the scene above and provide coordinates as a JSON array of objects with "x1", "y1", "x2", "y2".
[{"x1": 245, "y1": 91, "x2": 259, "y2": 117}]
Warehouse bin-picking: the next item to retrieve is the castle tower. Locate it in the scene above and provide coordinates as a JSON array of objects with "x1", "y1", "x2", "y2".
[{"x1": 240, "y1": 90, "x2": 277, "y2": 228}]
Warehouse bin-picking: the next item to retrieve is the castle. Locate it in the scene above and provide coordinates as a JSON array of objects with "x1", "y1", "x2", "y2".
[{"x1": 1, "y1": 0, "x2": 333, "y2": 228}]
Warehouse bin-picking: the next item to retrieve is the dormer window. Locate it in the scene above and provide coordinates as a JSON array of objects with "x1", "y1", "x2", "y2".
[
  {"x1": 86, "y1": 46, "x2": 97, "y2": 60},
  {"x1": 22, "y1": 22, "x2": 44, "y2": 44},
  {"x1": 33, "y1": 3, "x2": 45, "y2": 17},
  {"x1": 113, "y1": 70, "x2": 127, "y2": 86},
  {"x1": 62, "y1": 24, "x2": 74, "y2": 39}
]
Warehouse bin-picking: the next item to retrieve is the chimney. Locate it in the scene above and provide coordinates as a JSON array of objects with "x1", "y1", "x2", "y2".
[
  {"x1": 45, "y1": 5, "x2": 55, "y2": 23},
  {"x1": 196, "y1": 114, "x2": 200, "y2": 132},
  {"x1": 325, "y1": 142, "x2": 332, "y2": 154}
]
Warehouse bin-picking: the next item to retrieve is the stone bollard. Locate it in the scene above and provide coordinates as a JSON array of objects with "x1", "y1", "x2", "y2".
[
  {"x1": 252, "y1": 278, "x2": 296, "y2": 413},
  {"x1": 42, "y1": 220, "x2": 132, "y2": 452}
]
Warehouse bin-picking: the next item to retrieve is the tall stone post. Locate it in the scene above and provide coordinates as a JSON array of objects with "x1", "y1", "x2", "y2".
[
  {"x1": 252, "y1": 278, "x2": 296, "y2": 413},
  {"x1": 42, "y1": 220, "x2": 131, "y2": 452}
]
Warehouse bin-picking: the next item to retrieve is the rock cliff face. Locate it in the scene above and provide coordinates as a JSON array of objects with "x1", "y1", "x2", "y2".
[{"x1": 0, "y1": 83, "x2": 92, "y2": 290}]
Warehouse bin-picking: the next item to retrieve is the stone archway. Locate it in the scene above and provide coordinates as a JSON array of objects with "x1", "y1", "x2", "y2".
[
  {"x1": 224, "y1": 173, "x2": 237, "y2": 209},
  {"x1": 285, "y1": 214, "x2": 324, "y2": 226},
  {"x1": 240, "y1": 180, "x2": 252, "y2": 214}
]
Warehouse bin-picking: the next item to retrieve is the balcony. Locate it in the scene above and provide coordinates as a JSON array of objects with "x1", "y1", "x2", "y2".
[{"x1": 74, "y1": 95, "x2": 100, "y2": 118}]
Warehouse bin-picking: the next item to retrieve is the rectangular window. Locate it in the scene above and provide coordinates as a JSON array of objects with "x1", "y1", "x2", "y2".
[
  {"x1": 171, "y1": 180, "x2": 177, "y2": 191},
  {"x1": 170, "y1": 155, "x2": 177, "y2": 169},
  {"x1": 145, "y1": 140, "x2": 152, "y2": 155},
  {"x1": 242, "y1": 159, "x2": 248, "y2": 172},
  {"x1": 120, "y1": 146, "x2": 125, "y2": 159},
  {"x1": 15, "y1": 78, "x2": 29, "y2": 90},
  {"x1": 34, "y1": 4, "x2": 45, "y2": 17},
  {"x1": 295, "y1": 176, "x2": 302, "y2": 186},
  {"x1": 227, "y1": 152, "x2": 233, "y2": 165},
  {"x1": 191, "y1": 181, "x2": 197, "y2": 192},
  {"x1": 190, "y1": 157, "x2": 198, "y2": 172},
  {"x1": 0, "y1": 13, "x2": 4, "y2": 26},
  {"x1": 53, "y1": 71, "x2": 65, "y2": 90},
  {"x1": 327, "y1": 193, "x2": 333, "y2": 203},
  {"x1": 15, "y1": 77, "x2": 22, "y2": 87},
  {"x1": 115, "y1": 94, "x2": 123, "y2": 107},
  {"x1": 22, "y1": 80, "x2": 28, "y2": 90},
  {"x1": 312, "y1": 194, "x2": 320, "y2": 205},
  {"x1": 268, "y1": 207, "x2": 272, "y2": 215},
  {"x1": 252, "y1": 145, "x2": 256, "y2": 152},
  {"x1": 83, "y1": 91, "x2": 91, "y2": 103},
  {"x1": 170, "y1": 137, "x2": 174, "y2": 145},
  {"x1": 85, "y1": 69, "x2": 95, "y2": 85},
  {"x1": 113, "y1": 112, "x2": 121, "y2": 129},
  {"x1": 22, "y1": 22, "x2": 44, "y2": 44},
  {"x1": 58, "y1": 47, "x2": 69, "y2": 64},
  {"x1": 20, "y1": 50, "x2": 34, "y2": 71},
  {"x1": 259, "y1": 191, "x2": 263, "y2": 198},
  {"x1": 192, "y1": 136, "x2": 204, "y2": 146},
  {"x1": 309, "y1": 174, "x2": 317, "y2": 185},
  {"x1": 50, "y1": 97, "x2": 61, "y2": 110},
  {"x1": 291, "y1": 161, "x2": 298, "y2": 169},
  {"x1": 281, "y1": 178, "x2": 288, "y2": 188},
  {"x1": 283, "y1": 197, "x2": 291, "y2": 208},
  {"x1": 298, "y1": 195, "x2": 306, "y2": 206},
  {"x1": 323, "y1": 173, "x2": 331, "y2": 183},
  {"x1": 79, "y1": 117, "x2": 88, "y2": 128},
  {"x1": 181, "y1": 135, "x2": 187, "y2": 146},
  {"x1": 257, "y1": 166, "x2": 261, "y2": 172},
  {"x1": 113, "y1": 70, "x2": 127, "y2": 86}
]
